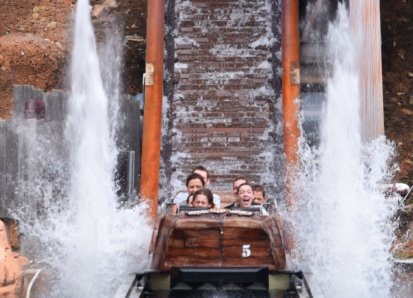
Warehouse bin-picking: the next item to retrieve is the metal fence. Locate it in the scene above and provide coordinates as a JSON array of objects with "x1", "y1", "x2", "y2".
[{"x1": 0, "y1": 85, "x2": 141, "y2": 218}]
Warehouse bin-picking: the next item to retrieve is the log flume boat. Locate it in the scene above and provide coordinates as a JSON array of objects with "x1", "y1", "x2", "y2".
[{"x1": 115, "y1": 200, "x2": 323, "y2": 297}]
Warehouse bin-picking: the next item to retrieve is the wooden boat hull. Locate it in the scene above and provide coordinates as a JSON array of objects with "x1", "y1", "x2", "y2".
[
  {"x1": 115, "y1": 206, "x2": 324, "y2": 297},
  {"x1": 149, "y1": 211, "x2": 287, "y2": 271}
]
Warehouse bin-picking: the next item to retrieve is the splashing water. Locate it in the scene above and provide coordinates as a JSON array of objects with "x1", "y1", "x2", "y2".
[
  {"x1": 14, "y1": 0, "x2": 152, "y2": 297},
  {"x1": 291, "y1": 4, "x2": 397, "y2": 298}
]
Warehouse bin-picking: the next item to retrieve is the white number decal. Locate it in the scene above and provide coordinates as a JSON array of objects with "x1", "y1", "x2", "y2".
[{"x1": 242, "y1": 244, "x2": 251, "y2": 257}]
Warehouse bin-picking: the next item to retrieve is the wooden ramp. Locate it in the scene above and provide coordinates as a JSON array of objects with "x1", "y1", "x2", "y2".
[{"x1": 165, "y1": 0, "x2": 282, "y2": 193}]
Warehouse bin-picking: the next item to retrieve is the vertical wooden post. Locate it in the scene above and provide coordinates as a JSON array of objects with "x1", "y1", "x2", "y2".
[
  {"x1": 282, "y1": 0, "x2": 301, "y2": 208},
  {"x1": 350, "y1": 0, "x2": 384, "y2": 141},
  {"x1": 140, "y1": 0, "x2": 165, "y2": 221}
]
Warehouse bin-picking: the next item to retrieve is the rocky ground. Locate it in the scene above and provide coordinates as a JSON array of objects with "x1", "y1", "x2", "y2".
[
  {"x1": 381, "y1": 0, "x2": 413, "y2": 184},
  {"x1": 0, "y1": 220, "x2": 28, "y2": 297},
  {"x1": 0, "y1": 0, "x2": 147, "y2": 119}
]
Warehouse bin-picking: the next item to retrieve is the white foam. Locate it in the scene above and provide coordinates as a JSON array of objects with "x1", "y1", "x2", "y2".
[
  {"x1": 14, "y1": 0, "x2": 152, "y2": 297},
  {"x1": 290, "y1": 4, "x2": 397, "y2": 297}
]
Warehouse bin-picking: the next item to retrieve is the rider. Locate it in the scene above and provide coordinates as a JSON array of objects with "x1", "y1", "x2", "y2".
[
  {"x1": 192, "y1": 188, "x2": 215, "y2": 208},
  {"x1": 173, "y1": 173, "x2": 205, "y2": 205},
  {"x1": 232, "y1": 176, "x2": 249, "y2": 200},
  {"x1": 173, "y1": 166, "x2": 221, "y2": 207},
  {"x1": 252, "y1": 184, "x2": 267, "y2": 205},
  {"x1": 226, "y1": 183, "x2": 254, "y2": 208}
]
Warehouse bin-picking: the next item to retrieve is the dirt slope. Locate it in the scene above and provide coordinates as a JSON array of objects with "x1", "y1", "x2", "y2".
[
  {"x1": 0, "y1": 0, "x2": 146, "y2": 118},
  {"x1": 381, "y1": 0, "x2": 413, "y2": 183}
]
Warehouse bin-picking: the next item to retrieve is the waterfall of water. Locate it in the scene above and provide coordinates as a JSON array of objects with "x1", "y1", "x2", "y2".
[
  {"x1": 13, "y1": 0, "x2": 152, "y2": 297},
  {"x1": 291, "y1": 4, "x2": 398, "y2": 298}
]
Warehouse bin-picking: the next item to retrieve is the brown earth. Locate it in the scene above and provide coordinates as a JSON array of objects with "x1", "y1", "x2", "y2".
[
  {"x1": 0, "y1": 0, "x2": 147, "y2": 118},
  {"x1": 0, "y1": 0, "x2": 71, "y2": 117},
  {"x1": 0, "y1": 1, "x2": 411, "y2": 181},
  {"x1": 381, "y1": 0, "x2": 413, "y2": 184}
]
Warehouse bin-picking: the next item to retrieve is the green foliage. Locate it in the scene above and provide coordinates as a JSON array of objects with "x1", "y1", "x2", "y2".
[{"x1": 393, "y1": 251, "x2": 413, "y2": 259}]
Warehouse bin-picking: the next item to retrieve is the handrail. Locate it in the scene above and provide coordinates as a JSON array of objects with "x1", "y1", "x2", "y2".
[
  {"x1": 261, "y1": 200, "x2": 277, "y2": 216},
  {"x1": 26, "y1": 268, "x2": 43, "y2": 298}
]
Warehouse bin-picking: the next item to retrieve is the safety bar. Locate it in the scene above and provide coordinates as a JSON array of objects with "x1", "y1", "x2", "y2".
[
  {"x1": 161, "y1": 201, "x2": 180, "y2": 215},
  {"x1": 260, "y1": 199, "x2": 277, "y2": 216}
]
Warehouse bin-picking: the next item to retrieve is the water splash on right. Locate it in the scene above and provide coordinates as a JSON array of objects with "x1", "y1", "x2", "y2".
[{"x1": 291, "y1": 4, "x2": 398, "y2": 297}]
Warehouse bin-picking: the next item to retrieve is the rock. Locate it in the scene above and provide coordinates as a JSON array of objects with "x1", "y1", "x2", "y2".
[
  {"x1": 91, "y1": 5, "x2": 105, "y2": 19},
  {"x1": 92, "y1": 0, "x2": 118, "y2": 19},
  {"x1": 0, "y1": 283, "x2": 20, "y2": 297},
  {"x1": 125, "y1": 35, "x2": 145, "y2": 43},
  {"x1": 392, "y1": 239, "x2": 413, "y2": 258},
  {"x1": 0, "y1": 220, "x2": 28, "y2": 293},
  {"x1": 404, "y1": 160, "x2": 413, "y2": 167},
  {"x1": 54, "y1": 41, "x2": 63, "y2": 51},
  {"x1": 402, "y1": 108, "x2": 413, "y2": 115},
  {"x1": 44, "y1": 21, "x2": 57, "y2": 32},
  {"x1": 0, "y1": 33, "x2": 65, "y2": 117},
  {"x1": 103, "y1": 0, "x2": 119, "y2": 8}
]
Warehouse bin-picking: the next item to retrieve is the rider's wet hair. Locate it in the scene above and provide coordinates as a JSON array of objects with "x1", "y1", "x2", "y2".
[{"x1": 185, "y1": 173, "x2": 205, "y2": 187}]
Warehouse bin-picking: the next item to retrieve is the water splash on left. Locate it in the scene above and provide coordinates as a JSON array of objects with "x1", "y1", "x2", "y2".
[{"x1": 10, "y1": 1, "x2": 152, "y2": 297}]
